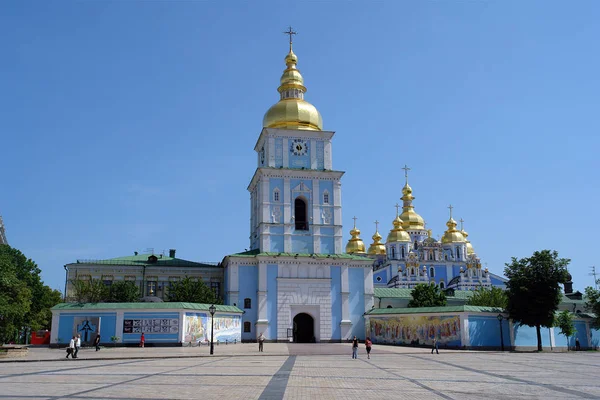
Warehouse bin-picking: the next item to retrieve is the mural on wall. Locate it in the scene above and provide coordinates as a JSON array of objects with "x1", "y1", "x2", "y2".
[
  {"x1": 368, "y1": 315, "x2": 461, "y2": 346},
  {"x1": 184, "y1": 314, "x2": 242, "y2": 343},
  {"x1": 73, "y1": 317, "x2": 100, "y2": 343},
  {"x1": 123, "y1": 318, "x2": 179, "y2": 334}
]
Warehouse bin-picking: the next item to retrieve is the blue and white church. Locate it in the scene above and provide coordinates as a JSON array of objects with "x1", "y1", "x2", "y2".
[{"x1": 222, "y1": 37, "x2": 374, "y2": 343}]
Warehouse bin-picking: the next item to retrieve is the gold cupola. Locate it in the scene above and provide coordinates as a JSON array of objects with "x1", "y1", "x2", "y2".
[
  {"x1": 263, "y1": 29, "x2": 323, "y2": 131},
  {"x1": 346, "y1": 217, "x2": 366, "y2": 255},
  {"x1": 386, "y1": 205, "x2": 411, "y2": 243},
  {"x1": 368, "y1": 220, "x2": 386, "y2": 255},
  {"x1": 460, "y1": 218, "x2": 475, "y2": 255},
  {"x1": 441, "y1": 205, "x2": 466, "y2": 244},
  {"x1": 399, "y1": 166, "x2": 425, "y2": 230}
]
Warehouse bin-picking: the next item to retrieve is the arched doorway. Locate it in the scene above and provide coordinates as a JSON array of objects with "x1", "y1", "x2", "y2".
[
  {"x1": 294, "y1": 198, "x2": 308, "y2": 230},
  {"x1": 293, "y1": 313, "x2": 314, "y2": 343}
]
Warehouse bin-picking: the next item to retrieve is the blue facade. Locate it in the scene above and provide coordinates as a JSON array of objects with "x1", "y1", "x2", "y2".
[
  {"x1": 267, "y1": 265, "x2": 278, "y2": 339},
  {"x1": 349, "y1": 268, "x2": 365, "y2": 339},
  {"x1": 239, "y1": 265, "x2": 258, "y2": 341},
  {"x1": 330, "y1": 266, "x2": 341, "y2": 340},
  {"x1": 57, "y1": 313, "x2": 116, "y2": 344},
  {"x1": 469, "y1": 315, "x2": 510, "y2": 348},
  {"x1": 291, "y1": 234, "x2": 313, "y2": 253},
  {"x1": 270, "y1": 225, "x2": 284, "y2": 252},
  {"x1": 513, "y1": 323, "x2": 552, "y2": 347}
]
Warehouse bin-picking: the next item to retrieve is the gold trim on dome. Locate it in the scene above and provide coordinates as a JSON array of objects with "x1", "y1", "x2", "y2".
[
  {"x1": 386, "y1": 204, "x2": 411, "y2": 243},
  {"x1": 368, "y1": 220, "x2": 386, "y2": 255},
  {"x1": 441, "y1": 205, "x2": 466, "y2": 244},
  {"x1": 346, "y1": 216, "x2": 366, "y2": 255}
]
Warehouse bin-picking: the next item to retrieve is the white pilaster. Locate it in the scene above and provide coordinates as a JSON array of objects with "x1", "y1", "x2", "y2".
[
  {"x1": 50, "y1": 311, "x2": 60, "y2": 344},
  {"x1": 115, "y1": 311, "x2": 124, "y2": 343},
  {"x1": 460, "y1": 313, "x2": 470, "y2": 348},
  {"x1": 310, "y1": 139, "x2": 317, "y2": 169},
  {"x1": 284, "y1": 178, "x2": 292, "y2": 252},
  {"x1": 282, "y1": 138, "x2": 289, "y2": 167},
  {"x1": 509, "y1": 319, "x2": 515, "y2": 348},
  {"x1": 268, "y1": 136, "x2": 275, "y2": 167},
  {"x1": 549, "y1": 326, "x2": 556, "y2": 349},
  {"x1": 179, "y1": 311, "x2": 186, "y2": 343},
  {"x1": 324, "y1": 141, "x2": 332, "y2": 170}
]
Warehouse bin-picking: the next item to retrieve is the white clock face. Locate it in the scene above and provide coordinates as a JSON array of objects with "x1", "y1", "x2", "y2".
[{"x1": 290, "y1": 139, "x2": 308, "y2": 156}]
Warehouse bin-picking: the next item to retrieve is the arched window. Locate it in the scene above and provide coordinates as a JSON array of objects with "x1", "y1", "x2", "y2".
[
  {"x1": 430, "y1": 267, "x2": 435, "y2": 277},
  {"x1": 439, "y1": 281, "x2": 445, "y2": 289},
  {"x1": 456, "y1": 247, "x2": 460, "y2": 259},
  {"x1": 390, "y1": 246, "x2": 396, "y2": 259},
  {"x1": 411, "y1": 268, "x2": 415, "y2": 276},
  {"x1": 401, "y1": 246, "x2": 405, "y2": 259},
  {"x1": 273, "y1": 189, "x2": 280, "y2": 202},
  {"x1": 294, "y1": 197, "x2": 308, "y2": 230},
  {"x1": 244, "y1": 322, "x2": 251, "y2": 333},
  {"x1": 387, "y1": 305, "x2": 392, "y2": 309},
  {"x1": 244, "y1": 298, "x2": 251, "y2": 309}
]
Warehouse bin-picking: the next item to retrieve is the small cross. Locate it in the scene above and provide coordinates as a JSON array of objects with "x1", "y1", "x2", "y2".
[
  {"x1": 448, "y1": 204, "x2": 453, "y2": 218},
  {"x1": 459, "y1": 218, "x2": 464, "y2": 231},
  {"x1": 352, "y1": 216, "x2": 357, "y2": 228},
  {"x1": 394, "y1": 203, "x2": 401, "y2": 216},
  {"x1": 374, "y1": 220, "x2": 379, "y2": 232},
  {"x1": 283, "y1": 26, "x2": 297, "y2": 49},
  {"x1": 401, "y1": 164, "x2": 411, "y2": 182}
]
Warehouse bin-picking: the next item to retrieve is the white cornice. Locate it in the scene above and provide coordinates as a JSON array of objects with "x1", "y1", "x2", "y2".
[
  {"x1": 253, "y1": 128, "x2": 336, "y2": 152},
  {"x1": 248, "y1": 168, "x2": 344, "y2": 191}
]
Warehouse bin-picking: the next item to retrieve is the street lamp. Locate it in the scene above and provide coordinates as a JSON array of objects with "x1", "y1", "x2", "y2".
[
  {"x1": 497, "y1": 314, "x2": 505, "y2": 352},
  {"x1": 209, "y1": 304, "x2": 216, "y2": 355}
]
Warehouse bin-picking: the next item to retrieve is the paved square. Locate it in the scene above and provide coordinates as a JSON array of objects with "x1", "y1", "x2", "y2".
[{"x1": 0, "y1": 344, "x2": 598, "y2": 399}]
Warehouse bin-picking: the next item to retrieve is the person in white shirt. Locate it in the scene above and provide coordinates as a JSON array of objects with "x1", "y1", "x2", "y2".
[
  {"x1": 74, "y1": 334, "x2": 81, "y2": 358},
  {"x1": 258, "y1": 333, "x2": 265, "y2": 352},
  {"x1": 66, "y1": 336, "x2": 76, "y2": 359}
]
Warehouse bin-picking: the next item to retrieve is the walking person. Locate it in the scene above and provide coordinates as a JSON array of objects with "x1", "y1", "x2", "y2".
[
  {"x1": 576, "y1": 337, "x2": 581, "y2": 351},
  {"x1": 73, "y1": 334, "x2": 81, "y2": 358},
  {"x1": 258, "y1": 332, "x2": 265, "y2": 352},
  {"x1": 351, "y1": 336, "x2": 359, "y2": 359},
  {"x1": 66, "y1": 336, "x2": 76, "y2": 359},
  {"x1": 93, "y1": 334, "x2": 101, "y2": 351},
  {"x1": 140, "y1": 333, "x2": 145, "y2": 348},
  {"x1": 431, "y1": 337, "x2": 439, "y2": 354},
  {"x1": 365, "y1": 337, "x2": 372, "y2": 359}
]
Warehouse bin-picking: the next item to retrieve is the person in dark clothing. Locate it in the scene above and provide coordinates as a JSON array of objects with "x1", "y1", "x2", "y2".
[
  {"x1": 93, "y1": 334, "x2": 101, "y2": 351},
  {"x1": 431, "y1": 337, "x2": 439, "y2": 354},
  {"x1": 352, "y1": 336, "x2": 359, "y2": 359},
  {"x1": 365, "y1": 337, "x2": 372, "y2": 359},
  {"x1": 575, "y1": 337, "x2": 581, "y2": 351}
]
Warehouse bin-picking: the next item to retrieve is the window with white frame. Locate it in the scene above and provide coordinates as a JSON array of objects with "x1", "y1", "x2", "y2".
[
  {"x1": 323, "y1": 191, "x2": 329, "y2": 204},
  {"x1": 429, "y1": 267, "x2": 435, "y2": 277},
  {"x1": 439, "y1": 281, "x2": 445, "y2": 289},
  {"x1": 273, "y1": 189, "x2": 280, "y2": 202}
]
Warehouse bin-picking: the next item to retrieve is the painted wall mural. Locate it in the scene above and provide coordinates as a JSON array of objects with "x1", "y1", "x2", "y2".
[
  {"x1": 368, "y1": 315, "x2": 461, "y2": 346},
  {"x1": 184, "y1": 313, "x2": 242, "y2": 343},
  {"x1": 123, "y1": 318, "x2": 179, "y2": 334}
]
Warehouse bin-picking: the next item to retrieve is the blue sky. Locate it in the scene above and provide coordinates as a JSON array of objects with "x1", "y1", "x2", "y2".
[{"x1": 2, "y1": 1, "x2": 599, "y2": 293}]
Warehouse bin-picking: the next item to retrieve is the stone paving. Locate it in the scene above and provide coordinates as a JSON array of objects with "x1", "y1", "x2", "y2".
[{"x1": 0, "y1": 344, "x2": 598, "y2": 399}]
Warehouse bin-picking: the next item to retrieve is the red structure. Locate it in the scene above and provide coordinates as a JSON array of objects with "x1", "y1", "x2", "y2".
[{"x1": 31, "y1": 330, "x2": 51, "y2": 345}]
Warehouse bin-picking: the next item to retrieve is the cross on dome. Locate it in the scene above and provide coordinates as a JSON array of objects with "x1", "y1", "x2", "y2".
[
  {"x1": 394, "y1": 203, "x2": 400, "y2": 216},
  {"x1": 401, "y1": 164, "x2": 411, "y2": 183},
  {"x1": 448, "y1": 204, "x2": 454, "y2": 219},
  {"x1": 374, "y1": 220, "x2": 379, "y2": 232},
  {"x1": 283, "y1": 26, "x2": 297, "y2": 50},
  {"x1": 352, "y1": 216, "x2": 358, "y2": 228}
]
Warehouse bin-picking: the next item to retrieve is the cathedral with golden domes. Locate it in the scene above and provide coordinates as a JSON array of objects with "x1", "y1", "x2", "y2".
[{"x1": 345, "y1": 171, "x2": 507, "y2": 291}]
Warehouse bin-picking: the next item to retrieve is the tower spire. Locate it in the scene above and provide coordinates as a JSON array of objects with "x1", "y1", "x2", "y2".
[
  {"x1": 402, "y1": 164, "x2": 411, "y2": 184},
  {"x1": 283, "y1": 26, "x2": 297, "y2": 52}
]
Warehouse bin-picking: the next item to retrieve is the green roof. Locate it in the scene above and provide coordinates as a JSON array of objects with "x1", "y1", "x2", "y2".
[
  {"x1": 52, "y1": 302, "x2": 242, "y2": 313},
  {"x1": 71, "y1": 253, "x2": 219, "y2": 268},
  {"x1": 227, "y1": 250, "x2": 372, "y2": 261},
  {"x1": 374, "y1": 287, "x2": 475, "y2": 299},
  {"x1": 367, "y1": 305, "x2": 506, "y2": 315}
]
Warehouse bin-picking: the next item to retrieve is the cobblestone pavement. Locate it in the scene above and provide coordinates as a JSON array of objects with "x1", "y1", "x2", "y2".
[{"x1": 0, "y1": 345, "x2": 598, "y2": 399}]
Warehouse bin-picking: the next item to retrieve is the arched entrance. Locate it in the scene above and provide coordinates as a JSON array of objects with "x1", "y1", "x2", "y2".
[{"x1": 293, "y1": 313, "x2": 314, "y2": 343}]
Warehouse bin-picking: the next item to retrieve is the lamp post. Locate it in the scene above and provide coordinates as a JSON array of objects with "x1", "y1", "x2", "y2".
[
  {"x1": 209, "y1": 304, "x2": 216, "y2": 355},
  {"x1": 497, "y1": 314, "x2": 505, "y2": 351}
]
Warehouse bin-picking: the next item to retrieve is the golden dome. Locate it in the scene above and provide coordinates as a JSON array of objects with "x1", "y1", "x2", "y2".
[
  {"x1": 386, "y1": 213, "x2": 411, "y2": 243},
  {"x1": 263, "y1": 46, "x2": 323, "y2": 131},
  {"x1": 367, "y1": 221, "x2": 386, "y2": 255},
  {"x1": 441, "y1": 217, "x2": 466, "y2": 244},
  {"x1": 346, "y1": 218, "x2": 366, "y2": 255},
  {"x1": 459, "y1": 219, "x2": 475, "y2": 255},
  {"x1": 399, "y1": 182, "x2": 425, "y2": 230}
]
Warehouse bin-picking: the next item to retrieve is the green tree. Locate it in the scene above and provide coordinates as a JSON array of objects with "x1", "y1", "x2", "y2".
[
  {"x1": 584, "y1": 286, "x2": 600, "y2": 329},
  {"x1": 467, "y1": 286, "x2": 508, "y2": 308},
  {"x1": 504, "y1": 250, "x2": 570, "y2": 351},
  {"x1": 0, "y1": 254, "x2": 32, "y2": 343},
  {"x1": 0, "y1": 245, "x2": 62, "y2": 341},
  {"x1": 166, "y1": 277, "x2": 221, "y2": 304},
  {"x1": 108, "y1": 281, "x2": 140, "y2": 302},
  {"x1": 554, "y1": 310, "x2": 575, "y2": 351},
  {"x1": 407, "y1": 283, "x2": 447, "y2": 308},
  {"x1": 70, "y1": 279, "x2": 110, "y2": 303}
]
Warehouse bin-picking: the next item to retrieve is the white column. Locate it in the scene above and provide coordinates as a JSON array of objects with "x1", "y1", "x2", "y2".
[
  {"x1": 282, "y1": 138, "x2": 289, "y2": 168},
  {"x1": 363, "y1": 266, "x2": 374, "y2": 311},
  {"x1": 284, "y1": 178, "x2": 292, "y2": 252},
  {"x1": 340, "y1": 266, "x2": 351, "y2": 322},
  {"x1": 549, "y1": 327, "x2": 555, "y2": 349},
  {"x1": 310, "y1": 139, "x2": 317, "y2": 169},
  {"x1": 460, "y1": 313, "x2": 470, "y2": 348},
  {"x1": 324, "y1": 140, "x2": 332, "y2": 169},
  {"x1": 115, "y1": 311, "x2": 124, "y2": 343},
  {"x1": 229, "y1": 264, "x2": 239, "y2": 307},
  {"x1": 50, "y1": 311, "x2": 60, "y2": 344},
  {"x1": 333, "y1": 180, "x2": 343, "y2": 254},
  {"x1": 268, "y1": 136, "x2": 275, "y2": 167},
  {"x1": 508, "y1": 319, "x2": 515, "y2": 349},
  {"x1": 179, "y1": 311, "x2": 186, "y2": 344}
]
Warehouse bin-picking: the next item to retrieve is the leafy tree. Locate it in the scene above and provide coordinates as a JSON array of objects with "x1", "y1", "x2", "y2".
[
  {"x1": 584, "y1": 286, "x2": 600, "y2": 329},
  {"x1": 166, "y1": 277, "x2": 221, "y2": 304},
  {"x1": 0, "y1": 245, "x2": 62, "y2": 343},
  {"x1": 109, "y1": 281, "x2": 140, "y2": 302},
  {"x1": 554, "y1": 310, "x2": 575, "y2": 351},
  {"x1": 69, "y1": 279, "x2": 110, "y2": 303},
  {"x1": 407, "y1": 283, "x2": 447, "y2": 308},
  {"x1": 467, "y1": 286, "x2": 508, "y2": 308},
  {"x1": 504, "y1": 250, "x2": 570, "y2": 351}
]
